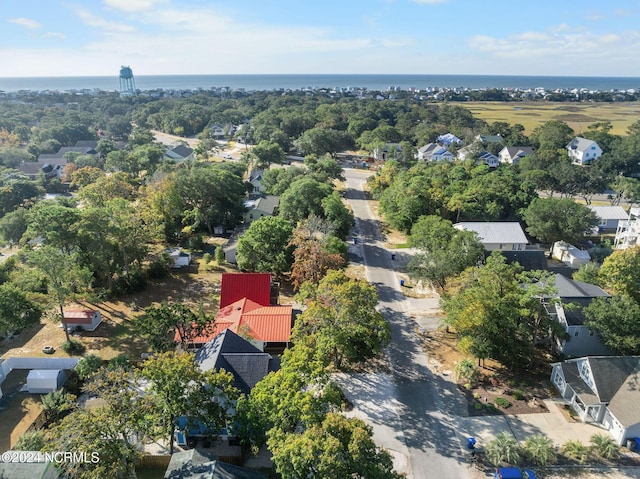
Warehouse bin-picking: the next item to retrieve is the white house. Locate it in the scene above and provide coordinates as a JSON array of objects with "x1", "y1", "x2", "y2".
[
  {"x1": 416, "y1": 143, "x2": 454, "y2": 162},
  {"x1": 588, "y1": 205, "x2": 628, "y2": 232},
  {"x1": 437, "y1": 132, "x2": 462, "y2": 146},
  {"x1": 614, "y1": 206, "x2": 640, "y2": 249},
  {"x1": 63, "y1": 309, "x2": 102, "y2": 331},
  {"x1": 498, "y1": 146, "x2": 534, "y2": 165},
  {"x1": 478, "y1": 151, "x2": 500, "y2": 168},
  {"x1": 243, "y1": 195, "x2": 279, "y2": 224},
  {"x1": 373, "y1": 143, "x2": 403, "y2": 161},
  {"x1": 453, "y1": 222, "x2": 528, "y2": 251},
  {"x1": 551, "y1": 356, "x2": 640, "y2": 445},
  {"x1": 566, "y1": 137, "x2": 603, "y2": 166}
]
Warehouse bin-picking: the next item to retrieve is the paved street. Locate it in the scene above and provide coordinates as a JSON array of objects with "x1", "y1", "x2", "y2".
[{"x1": 344, "y1": 167, "x2": 471, "y2": 479}]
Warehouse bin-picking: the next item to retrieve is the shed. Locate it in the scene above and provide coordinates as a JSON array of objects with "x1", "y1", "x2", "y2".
[
  {"x1": 63, "y1": 309, "x2": 102, "y2": 331},
  {"x1": 552, "y1": 241, "x2": 591, "y2": 269},
  {"x1": 26, "y1": 369, "x2": 67, "y2": 394},
  {"x1": 166, "y1": 248, "x2": 191, "y2": 268}
]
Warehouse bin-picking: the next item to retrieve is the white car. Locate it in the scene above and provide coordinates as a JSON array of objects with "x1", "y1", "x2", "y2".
[{"x1": 223, "y1": 153, "x2": 233, "y2": 159}]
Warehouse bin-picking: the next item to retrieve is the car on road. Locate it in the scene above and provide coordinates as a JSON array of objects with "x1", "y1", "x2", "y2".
[{"x1": 494, "y1": 467, "x2": 536, "y2": 479}]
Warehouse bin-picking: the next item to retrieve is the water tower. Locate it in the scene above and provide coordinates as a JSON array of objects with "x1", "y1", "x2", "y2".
[{"x1": 119, "y1": 65, "x2": 136, "y2": 96}]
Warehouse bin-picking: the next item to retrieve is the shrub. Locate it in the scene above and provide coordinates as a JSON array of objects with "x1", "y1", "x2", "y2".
[
  {"x1": 41, "y1": 390, "x2": 76, "y2": 424},
  {"x1": 562, "y1": 440, "x2": 590, "y2": 464},
  {"x1": 188, "y1": 235, "x2": 204, "y2": 251},
  {"x1": 75, "y1": 354, "x2": 103, "y2": 379},
  {"x1": 507, "y1": 378, "x2": 517, "y2": 387},
  {"x1": 215, "y1": 245, "x2": 225, "y2": 264},
  {"x1": 474, "y1": 403, "x2": 484, "y2": 411},
  {"x1": 455, "y1": 358, "x2": 480, "y2": 385},
  {"x1": 14, "y1": 430, "x2": 45, "y2": 451},
  {"x1": 108, "y1": 354, "x2": 131, "y2": 371},
  {"x1": 485, "y1": 432, "x2": 521, "y2": 466},
  {"x1": 62, "y1": 339, "x2": 85, "y2": 355},
  {"x1": 523, "y1": 434, "x2": 556, "y2": 466},
  {"x1": 147, "y1": 252, "x2": 171, "y2": 279},
  {"x1": 473, "y1": 392, "x2": 481, "y2": 399},
  {"x1": 512, "y1": 389, "x2": 526, "y2": 401},
  {"x1": 494, "y1": 397, "x2": 511, "y2": 408},
  {"x1": 590, "y1": 434, "x2": 620, "y2": 461}
]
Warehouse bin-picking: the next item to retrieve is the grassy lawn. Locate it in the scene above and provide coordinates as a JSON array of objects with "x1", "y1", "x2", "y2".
[{"x1": 458, "y1": 101, "x2": 640, "y2": 136}]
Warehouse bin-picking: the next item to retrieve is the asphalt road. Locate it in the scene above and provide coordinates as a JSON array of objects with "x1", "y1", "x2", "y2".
[{"x1": 344, "y1": 167, "x2": 471, "y2": 479}]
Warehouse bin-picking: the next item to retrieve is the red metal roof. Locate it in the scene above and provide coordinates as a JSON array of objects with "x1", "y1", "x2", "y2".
[
  {"x1": 63, "y1": 310, "x2": 96, "y2": 324},
  {"x1": 220, "y1": 273, "x2": 271, "y2": 308},
  {"x1": 179, "y1": 297, "x2": 292, "y2": 345}
]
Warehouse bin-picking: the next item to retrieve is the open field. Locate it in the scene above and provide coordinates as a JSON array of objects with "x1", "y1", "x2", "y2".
[{"x1": 458, "y1": 101, "x2": 640, "y2": 136}]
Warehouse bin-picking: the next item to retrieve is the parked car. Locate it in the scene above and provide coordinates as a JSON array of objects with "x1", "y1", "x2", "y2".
[
  {"x1": 223, "y1": 153, "x2": 233, "y2": 159},
  {"x1": 494, "y1": 468, "x2": 536, "y2": 479},
  {"x1": 42, "y1": 346, "x2": 55, "y2": 354}
]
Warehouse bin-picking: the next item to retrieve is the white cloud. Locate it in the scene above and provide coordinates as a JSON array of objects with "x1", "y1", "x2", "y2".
[
  {"x1": 411, "y1": 0, "x2": 449, "y2": 4},
  {"x1": 102, "y1": 0, "x2": 168, "y2": 12},
  {"x1": 8, "y1": 17, "x2": 41, "y2": 29},
  {"x1": 46, "y1": 32, "x2": 67, "y2": 40},
  {"x1": 381, "y1": 37, "x2": 415, "y2": 48},
  {"x1": 72, "y1": 6, "x2": 136, "y2": 33}
]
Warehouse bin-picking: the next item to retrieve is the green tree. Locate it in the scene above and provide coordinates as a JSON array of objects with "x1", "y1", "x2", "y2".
[
  {"x1": 279, "y1": 177, "x2": 333, "y2": 224},
  {"x1": 250, "y1": 140, "x2": 285, "y2": 169},
  {"x1": 138, "y1": 351, "x2": 239, "y2": 454},
  {"x1": 237, "y1": 216, "x2": 294, "y2": 275},
  {"x1": 523, "y1": 197, "x2": 599, "y2": 246},
  {"x1": 75, "y1": 354, "x2": 104, "y2": 380},
  {"x1": 407, "y1": 215, "x2": 484, "y2": 291},
  {"x1": 572, "y1": 262, "x2": 601, "y2": 286},
  {"x1": 321, "y1": 191, "x2": 353, "y2": 240},
  {"x1": 0, "y1": 207, "x2": 28, "y2": 246},
  {"x1": 522, "y1": 435, "x2": 556, "y2": 466},
  {"x1": 454, "y1": 358, "x2": 479, "y2": 386},
  {"x1": 41, "y1": 389, "x2": 76, "y2": 424},
  {"x1": 598, "y1": 247, "x2": 640, "y2": 301},
  {"x1": 293, "y1": 270, "x2": 390, "y2": 369},
  {"x1": 296, "y1": 127, "x2": 353, "y2": 157},
  {"x1": 531, "y1": 120, "x2": 574, "y2": 151},
  {"x1": 0, "y1": 282, "x2": 41, "y2": 336},
  {"x1": 442, "y1": 253, "x2": 557, "y2": 369},
  {"x1": 136, "y1": 302, "x2": 207, "y2": 353},
  {"x1": 269, "y1": 413, "x2": 403, "y2": 479},
  {"x1": 584, "y1": 295, "x2": 640, "y2": 355},
  {"x1": 28, "y1": 246, "x2": 93, "y2": 343},
  {"x1": 23, "y1": 200, "x2": 81, "y2": 253},
  {"x1": 13, "y1": 430, "x2": 45, "y2": 451},
  {"x1": 485, "y1": 432, "x2": 521, "y2": 466},
  {"x1": 215, "y1": 245, "x2": 225, "y2": 264}
]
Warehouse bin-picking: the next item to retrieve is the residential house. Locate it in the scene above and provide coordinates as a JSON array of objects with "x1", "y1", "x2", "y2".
[
  {"x1": 588, "y1": 205, "x2": 628, "y2": 233},
  {"x1": 209, "y1": 124, "x2": 227, "y2": 139},
  {"x1": 457, "y1": 144, "x2": 499, "y2": 167},
  {"x1": 165, "y1": 144, "x2": 194, "y2": 162},
  {"x1": 614, "y1": 206, "x2": 640, "y2": 249},
  {"x1": 0, "y1": 460, "x2": 61, "y2": 479},
  {"x1": 195, "y1": 329, "x2": 279, "y2": 395},
  {"x1": 16, "y1": 159, "x2": 66, "y2": 180},
  {"x1": 566, "y1": 137, "x2": 603, "y2": 166},
  {"x1": 63, "y1": 309, "x2": 102, "y2": 331},
  {"x1": 551, "y1": 241, "x2": 591, "y2": 269},
  {"x1": 544, "y1": 274, "x2": 611, "y2": 358},
  {"x1": 248, "y1": 169, "x2": 264, "y2": 195},
  {"x1": 498, "y1": 146, "x2": 534, "y2": 165},
  {"x1": 551, "y1": 356, "x2": 640, "y2": 444},
  {"x1": 416, "y1": 143, "x2": 454, "y2": 162},
  {"x1": 478, "y1": 150, "x2": 500, "y2": 168},
  {"x1": 454, "y1": 222, "x2": 528, "y2": 251},
  {"x1": 243, "y1": 195, "x2": 279, "y2": 224},
  {"x1": 437, "y1": 133, "x2": 462, "y2": 146},
  {"x1": 373, "y1": 143, "x2": 403, "y2": 161},
  {"x1": 475, "y1": 134, "x2": 503, "y2": 145},
  {"x1": 164, "y1": 449, "x2": 267, "y2": 479},
  {"x1": 183, "y1": 298, "x2": 293, "y2": 353},
  {"x1": 220, "y1": 273, "x2": 274, "y2": 308}
]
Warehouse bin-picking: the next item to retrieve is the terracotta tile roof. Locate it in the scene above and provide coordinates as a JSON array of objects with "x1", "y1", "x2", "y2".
[
  {"x1": 220, "y1": 273, "x2": 272, "y2": 308},
  {"x1": 178, "y1": 298, "x2": 293, "y2": 345}
]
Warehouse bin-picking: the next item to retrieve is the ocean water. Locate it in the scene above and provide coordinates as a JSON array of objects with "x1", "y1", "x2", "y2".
[{"x1": 0, "y1": 74, "x2": 639, "y2": 93}]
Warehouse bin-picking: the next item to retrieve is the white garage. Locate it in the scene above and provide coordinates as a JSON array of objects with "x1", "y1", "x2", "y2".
[{"x1": 26, "y1": 369, "x2": 67, "y2": 394}]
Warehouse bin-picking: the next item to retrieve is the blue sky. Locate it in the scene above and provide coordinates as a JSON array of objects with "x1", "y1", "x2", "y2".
[{"x1": 1, "y1": 0, "x2": 640, "y2": 77}]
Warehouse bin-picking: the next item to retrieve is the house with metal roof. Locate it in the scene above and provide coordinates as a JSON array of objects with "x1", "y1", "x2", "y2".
[
  {"x1": 183, "y1": 298, "x2": 293, "y2": 354},
  {"x1": 63, "y1": 309, "x2": 102, "y2": 331},
  {"x1": 551, "y1": 356, "x2": 640, "y2": 444},
  {"x1": 219, "y1": 273, "x2": 274, "y2": 308},
  {"x1": 588, "y1": 205, "x2": 628, "y2": 232},
  {"x1": 453, "y1": 222, "x2": 528, "y2": 252},
  {"x1": 566, "y1": 137, "x2": 603, "y2": 166},
  {"x1": 498, "y1": 146, "x2": 534, "y2": 165}
]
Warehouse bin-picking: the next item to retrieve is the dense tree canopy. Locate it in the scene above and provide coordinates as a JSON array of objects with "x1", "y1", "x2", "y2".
[
  {"x1": 585, "y1": 296, "x2": 640, "y2": 355},
  {"x1": 237, "y1": 215, "x2": 294, "y2": 275},
  {"x1": 523, "y1": 197, "x2": 599, "y2": 245}
]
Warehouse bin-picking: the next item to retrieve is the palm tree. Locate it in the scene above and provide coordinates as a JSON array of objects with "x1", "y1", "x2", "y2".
[
  {"x1": 455, "y1": 358, "x2": 479, "y2": 385},
  {"x1": 485, "y1": 432, "x2": 521, "y2": 466},
  {"x1": 590, "y1": 434, "x2": 620, "y2": 461},
  {"x1": 562, "y1": 440, "x2": 590, "y2": 464},
  {"x1": 522, "y1": 434, "x2": 556, "y2": 466}
]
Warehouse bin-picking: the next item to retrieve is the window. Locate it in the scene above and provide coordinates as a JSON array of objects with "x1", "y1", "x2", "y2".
[{"x1": 575, "y1": 331, "x2": 579, "y2": 336}]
